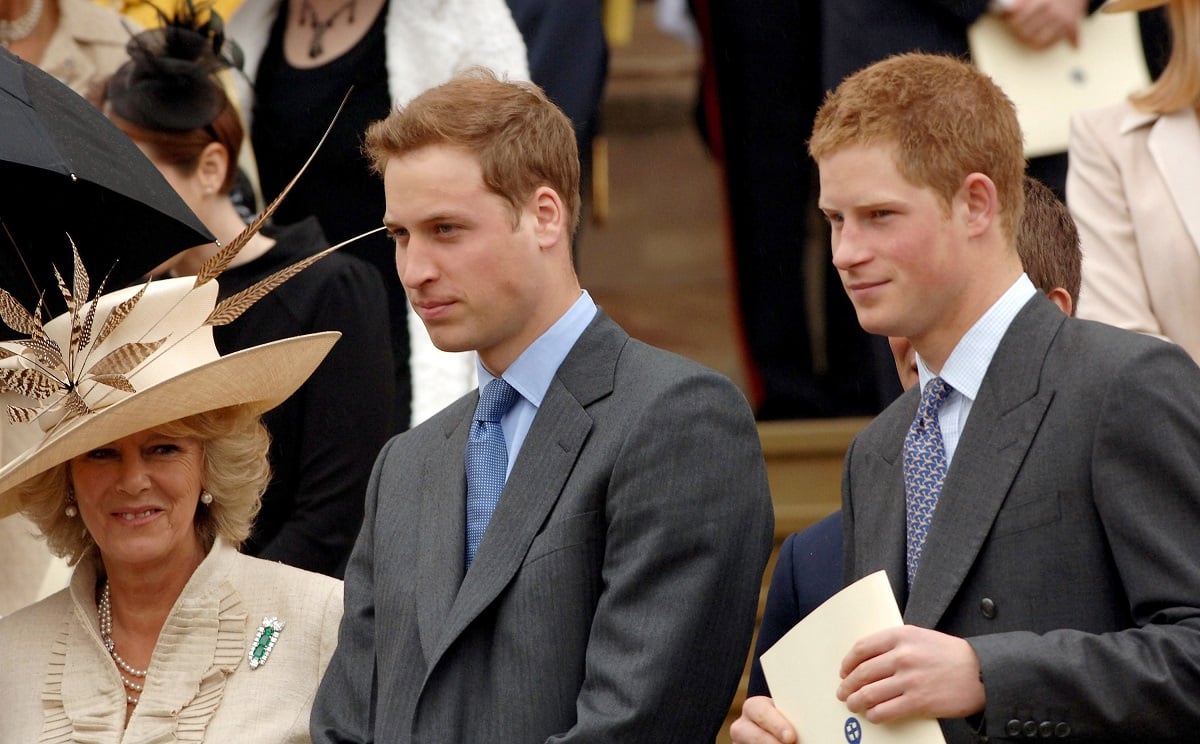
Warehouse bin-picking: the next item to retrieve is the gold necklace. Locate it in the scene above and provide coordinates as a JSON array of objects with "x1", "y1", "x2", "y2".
[
  {"x1": 298, "y1": 0, "x2": 357, "y2": 59},
  {"x1": 0, "y1": 0, "x2": 44, "y2": 48}
]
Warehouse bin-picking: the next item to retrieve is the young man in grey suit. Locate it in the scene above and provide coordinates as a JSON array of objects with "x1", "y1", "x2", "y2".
[
  {"x1": 310, "y1": 68, "x2": 775, "y2": 743},
  {"x1": 733, "y1": 53, "x2": 1200, "y2": 743}
]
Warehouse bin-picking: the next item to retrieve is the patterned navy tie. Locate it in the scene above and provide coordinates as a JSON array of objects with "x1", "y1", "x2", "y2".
[
  {"x1": 903, "y1": 376, "x2": 953, "y2": 588},
  {"x1": 465, "y1": 378, "x2": 521, "y2": 568}
]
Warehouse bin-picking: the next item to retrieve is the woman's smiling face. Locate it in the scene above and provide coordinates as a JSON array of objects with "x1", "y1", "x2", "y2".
[{"x1": 69, "y1": 428, "x2": 207, "y2": 573}]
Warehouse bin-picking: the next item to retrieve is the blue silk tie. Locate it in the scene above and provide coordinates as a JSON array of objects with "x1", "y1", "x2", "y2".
[
  {"x1": 903, "y1": 376, "x2": 953, "y2": 588},
  {"x1": 465, "y1": 378, "x2": 521, "y2": 568}
]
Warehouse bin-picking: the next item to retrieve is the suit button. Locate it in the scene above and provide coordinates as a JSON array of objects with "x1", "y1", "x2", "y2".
[
  {"x1": 1006, "y1": 719, "x2": 1023, "y2": 736},
  {"x1": 980, "y1": 597, "x2": 997, "y2": 619},
  {"x1": 1039, "y1": 721, "x2": 1054, "y2": 737},
  {"x1": 1022, "y1": 720, "x2": 1039, "y2": 737},
  {"x1": 1055, "y1": 722, "x2": 1071, "y2": 738}
]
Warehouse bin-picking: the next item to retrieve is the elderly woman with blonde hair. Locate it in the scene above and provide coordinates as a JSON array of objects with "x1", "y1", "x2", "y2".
[{"x1": 0, "y1": 219, "x2": 344, "y2": 740}]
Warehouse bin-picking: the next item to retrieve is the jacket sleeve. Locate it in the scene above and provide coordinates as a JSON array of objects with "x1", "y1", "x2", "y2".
[
  {"x1": 1067, "y1": 109, "x2": 1168, "y2": 341},
  {"x1": 918, "y1": 0, "x2": 991, "y2": 25},
  {"x1": 748, "y1": 533, "x2": 801, "y2": 698},
  {"x1": 969, "y1": 342, "x2": 1200, "y2": 740},
  {"x1": 310, "y1": 437, "x2": 397, "y2": 744}
]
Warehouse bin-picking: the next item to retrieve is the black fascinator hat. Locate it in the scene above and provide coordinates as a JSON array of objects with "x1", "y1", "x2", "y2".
[{"x1": 106, "y1": 0, "x2": 244, "y2": 132}]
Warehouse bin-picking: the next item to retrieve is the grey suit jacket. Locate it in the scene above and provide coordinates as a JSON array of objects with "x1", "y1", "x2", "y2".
[
  {"x1": 844, "y1": 294, "x2": 1200, "y2": 742},
  {"x1": 311, "y1": 311, "x2": 774, "y2": 743}
]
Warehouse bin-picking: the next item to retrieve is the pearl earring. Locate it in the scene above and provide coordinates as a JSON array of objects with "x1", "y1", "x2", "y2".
[
  {"x1": 200, "y1": 490, "x2": 214, "y2": 505},
  {"x1": 65, "y1": 485, "x2": 77, "y2": 517}
]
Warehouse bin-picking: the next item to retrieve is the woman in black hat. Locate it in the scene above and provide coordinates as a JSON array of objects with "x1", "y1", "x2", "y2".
[
  {"x1": 103, "y1": 1, "x2": 396, "y2": 579},
  {"x1": 0, "y1": 204, "x2": 344, "y2": 741}
]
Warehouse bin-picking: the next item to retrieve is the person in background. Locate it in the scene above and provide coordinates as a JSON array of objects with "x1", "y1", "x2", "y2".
[
  {"x1": 310, "y1": 69, "x2": 774, "y2": 743},
  {"x1": 102, "y1": 1, "x2": 395, "y2": 578},
  {"x1": 1, "y1": 0, "x2": 134, "y2": 104},
  {"x1": 1068, "y1": 0, "x2": 1200, "y2": 362},
  {"x1": 734, "y1": 52, "x2": 1200, "y2": 743},
  {"x1": 226, "y1": 0, "x2": 528, "y2": 429},
  {"x1": 690, "y1": 0, "x2": 858, "y2": 420},
  {"x1": 0, "y1": 234, "x2": 343, "y2": 740},
  {"x1": 504, "y1": 0, "x2": 607, "y2": 231}
]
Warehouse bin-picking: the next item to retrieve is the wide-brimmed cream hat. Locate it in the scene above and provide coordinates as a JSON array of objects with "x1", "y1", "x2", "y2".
[
  {"x1": 0, "y1": 272, "x2": 338, "y2": 518},
  {"x1": 1103, "y1": 0, "x2": 1169, "y2": 12}
]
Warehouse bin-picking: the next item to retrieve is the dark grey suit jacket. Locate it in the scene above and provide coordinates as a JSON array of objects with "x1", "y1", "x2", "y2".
[
  {"x1": 311, "y1": 311, "x2": 775, "y2": 743},
  {"x1": 844, "y1": 294, "x2": 1200, "y2": 742}
]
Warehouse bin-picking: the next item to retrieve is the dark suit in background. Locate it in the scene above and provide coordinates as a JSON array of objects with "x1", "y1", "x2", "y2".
[
  {"x1": 821, "y1": 0, "x2": 1167, "y2": 201},
  {"x1": 747, "y1": 510, "x2": 844, "y2": 698},
  {"x1": 692, "y1": 0, "x2": 895, "y2": 418},
  {"x1": 504, "y1": 0, "x2": 607, "y2": 192},
  {"x1": 845, "y1": 294, "x2": 1200, "y2": 741}
]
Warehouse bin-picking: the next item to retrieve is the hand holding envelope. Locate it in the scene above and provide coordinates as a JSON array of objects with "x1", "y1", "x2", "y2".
[
  {"x1": 968, "y1": 9, "x2": 1150, "y2": 157},
  {"x1": 752, "y1": 572, "x2": 952, "y2": 744}
]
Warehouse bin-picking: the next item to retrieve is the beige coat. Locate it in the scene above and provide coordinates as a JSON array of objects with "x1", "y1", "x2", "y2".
[
  {"x1": 1067, "y1": 100, "x2": 1200, "y2": 362},
  {"x1": 38, "y1": 0, "x2": 135, "y2": 103},
  {"x1": 0, "y1": 539, "x2": 342, "y2": 743},
  {"x1": 0, "y1": 514, "x2": 69, "y2": 617}
]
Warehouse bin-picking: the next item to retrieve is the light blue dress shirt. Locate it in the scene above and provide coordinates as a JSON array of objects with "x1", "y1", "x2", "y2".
[
  {"x1": 915, "y1": 274, "x2": 1036, "y2": 465},
  {"x1": 475, "y1": 290, "x2": 598, "y2": 477}
]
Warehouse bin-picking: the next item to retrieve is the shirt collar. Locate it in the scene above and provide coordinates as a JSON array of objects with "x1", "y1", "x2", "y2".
[
  {"x1": 916, "y1": 274, "x2": 1036, "y2": 401},
  {"x1": 476, "y1": 290, "x2": 597, "y2": 407}
]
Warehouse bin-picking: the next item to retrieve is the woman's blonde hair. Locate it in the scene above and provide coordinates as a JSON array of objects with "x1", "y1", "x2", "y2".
[
  {"x1": 1131, "y1": 0, "x2": 1200, "y2": 114},
  {"x1": 17, "y1": 405, "x2": 270, "y2": 564}
]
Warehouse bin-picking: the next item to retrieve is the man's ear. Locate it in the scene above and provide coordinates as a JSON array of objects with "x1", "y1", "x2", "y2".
[
  {"x1": 529, "y1": 185, "x2": 566, "y2": 249},
  {"x1": 961, "y1": 172, "x2": 998, "y2": 238},
  {"x1": 1046, "y1": 287, "x2": 1073, "y2": 317},
  {"x1": 197, "y1": 141, "x2": 230, "y2": 194}
]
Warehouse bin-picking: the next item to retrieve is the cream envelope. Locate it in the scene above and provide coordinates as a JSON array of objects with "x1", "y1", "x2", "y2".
[
  {"x1": 968, "y1": 11, "x2": 1150, "y2": 157},
  {"x1": 760, "y1": 570, "x2": 946, "y2": 744}
]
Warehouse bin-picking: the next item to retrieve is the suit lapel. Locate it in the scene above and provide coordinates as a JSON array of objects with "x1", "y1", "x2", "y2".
[
  {"x1": 415, "y1": 405, "x2": 473, "y2": 662},
  {"x1": 1146, "y1": 109, "x2": 1200, "y2": 260},
  {"x1": 904, "y1": 296, "x2": 1062, "y2": 628},
  {"x1": 424, "y1": 312, "x2": 625, "y2": 672},
  {"x1": 852, "y1": 393, "x2": 913, "y2": 607}
]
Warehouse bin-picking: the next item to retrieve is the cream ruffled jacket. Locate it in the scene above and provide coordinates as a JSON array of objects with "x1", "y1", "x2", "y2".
[
  {"x1": 227, "y1": 0, "x2": 530, "y2": 426},
  {"x1": 0, "y1": 539, "x2": 342, "y2": 743},
  {"x1": 39, "y1": 0, "x2": 137, "y2": 103}
]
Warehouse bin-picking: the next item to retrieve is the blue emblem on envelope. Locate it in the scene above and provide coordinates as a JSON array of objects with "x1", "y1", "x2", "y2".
[{"x1": 845, "y1": 716, "x2": 863, "y2": 743}]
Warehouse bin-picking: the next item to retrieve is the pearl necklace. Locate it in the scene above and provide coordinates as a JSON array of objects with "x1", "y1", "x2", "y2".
[
  {"x1": 98, "y1": 582, "x2": 147, "y2": 705},
  {"x1": 0, "y1": 0, "x2": 44, "y2": 47}
]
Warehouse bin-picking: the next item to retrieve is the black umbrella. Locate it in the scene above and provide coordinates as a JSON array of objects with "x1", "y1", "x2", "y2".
[{"x1": 0, "y1": 47, "x2": 215, "y2": 322}]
